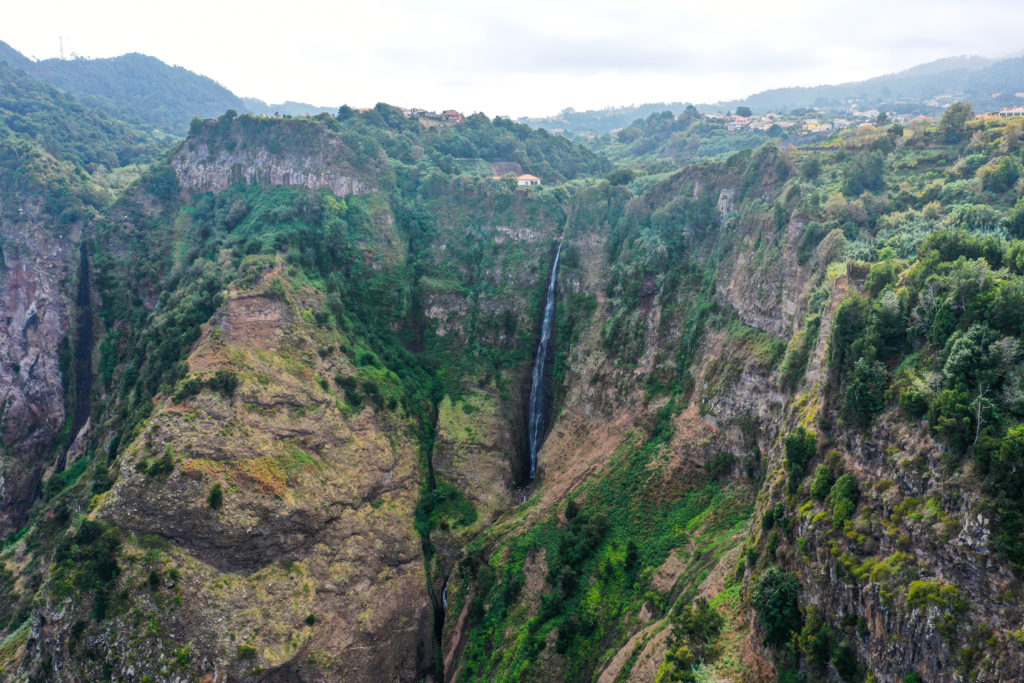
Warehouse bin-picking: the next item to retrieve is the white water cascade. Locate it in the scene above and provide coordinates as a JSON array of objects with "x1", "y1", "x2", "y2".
[{"x1": 526, "y1": 242, "x2": 562, "y2": 480}]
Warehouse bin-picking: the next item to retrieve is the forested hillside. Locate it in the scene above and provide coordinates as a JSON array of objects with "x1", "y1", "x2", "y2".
[
  {"x1": 0, "y1": 49, "x2": 1023, "y2": 683},
  {"x1": 0, "y1": 41, "x2": 332, "y2": 135},
  {"x1": 0, "y1": 62, "x2": 172, "y2": 170}
]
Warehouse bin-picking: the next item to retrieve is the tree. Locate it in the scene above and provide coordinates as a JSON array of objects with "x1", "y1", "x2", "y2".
[
  {"x1": 810, "y1": 465, "x2": 835, "y2": 501},
  {"x1": 663, "y1": 598, "x2": 725, "y2": 681},
  {"x1": 988, "y1": 426, "x2": 1024, "y2": 565},
  {"x1": 735, "y1": 106, "x2": 753, "y2": 117},
  {"x1": 929, "y1": 387, "x2": 973, "y2": 455},
  {"x1": 876, "y1": 112, "x2": 889, "y2": 125},
  {"x1": 785, "y1": 427, "x2": 817, "y2": 492},
  {"x1": 800, "y1": 156, "x2": 822, "y2": 181},
  {"x1": 208, "y1": 483, "x2": 223, "y2": 510},
  {"x1": 982, "y1": 157, "x2": 1020, "y2": 193},
  {"x1": 938, "y1": 102, "x2": 974, "y2": 143},
  {"x1": 844, "y1": 358, "x2": 888, "y2": 425},
  {"x1": 752, "y1": 568, "x2": 802, "y2": 646},
  {"x1": 842, "y1": 150, "x2": 885, "y2": 196}
]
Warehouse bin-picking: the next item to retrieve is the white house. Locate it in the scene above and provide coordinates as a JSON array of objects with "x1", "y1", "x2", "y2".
[{"x1": 517, "y1": 174, "x2": 541, "y2": 186}]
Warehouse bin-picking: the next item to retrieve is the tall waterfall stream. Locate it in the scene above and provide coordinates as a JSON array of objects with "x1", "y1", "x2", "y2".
[{"x1": 526, "y1": 242, "x2": 562, "y2": 480}]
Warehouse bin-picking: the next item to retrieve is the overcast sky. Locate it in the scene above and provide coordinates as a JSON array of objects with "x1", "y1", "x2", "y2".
[{"x1": 6, "y1": 0, "x2": 1024, "y2": 118}]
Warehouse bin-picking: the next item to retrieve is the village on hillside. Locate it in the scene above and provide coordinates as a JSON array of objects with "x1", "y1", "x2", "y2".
[{"x1": 698, "y1": 103, "x2": 1024, "y2": 134}]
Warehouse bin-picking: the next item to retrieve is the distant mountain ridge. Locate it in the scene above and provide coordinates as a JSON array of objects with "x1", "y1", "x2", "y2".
[
  {"x1": 523, "y1": 53, "x2": 1024, "y2": 134},
  {"x1": 240, "y1": 97, "x2": 336, "y2": 117},
  {"x1": 0, "y1": 41, "x2": 335, "y2": 135},
  {"x1": 708, "y1": 54, "x2": 1024, "y2": 115}
]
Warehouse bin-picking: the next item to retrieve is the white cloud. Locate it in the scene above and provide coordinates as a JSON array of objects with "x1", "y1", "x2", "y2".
[{"x1": 4, "y1": 0, "x2": 1024, "y2": 117}]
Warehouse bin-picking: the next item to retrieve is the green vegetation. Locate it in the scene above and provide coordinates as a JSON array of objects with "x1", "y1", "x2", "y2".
[
  {"x1": 784, "y1": 428, "x2": 817, "y2": 493},
  {"x1": 454, "y1": 423, "x2": 753, "y2": 680},
  {"x1": 809, "y1": 465, "x2": 834, "y2": 501},
  {"x1": 3, "y1": 57, "x2": 1024, "y2": 680},
  {"x1": 830, "y1": 226, "x2": 1024, "y2": 564},
  {"x1": 19, "y1": 48, "x2": 247, "y2": 135},
  {"x1": 0, "y1": 62, "x2": 171, "y2": 170},
  {"x1": 237, "y1": 644, "x2": 257, "y2": 660},
  {"x1": 207, "y1": 483, "x2": 223, "y2": 510},
  {"x1": 587, "y1": 106, "x2": 783, "y2": 170},
  {"x1": 779, "y1": 315, "x2": 821, "y2": 391},
  {"x1": 415, "y1": 480, "x2": 477, "y2": 535},
  {"x1": 50, "y1": 520, "x2": 123, "y2": 620},
  {"x1": 752, "y1": 567, "x2": 802, "y2": 647},
  {"x1": 660, "y1": 599, "x2": 725, "y2": 681},
  {"x1": 830, "y1": 473, "x2": 859, "y2": 527}
]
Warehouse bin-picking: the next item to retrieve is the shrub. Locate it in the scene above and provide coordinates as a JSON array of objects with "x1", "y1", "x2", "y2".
[
  {"x1": 832, "y1": 497, "x2": 855, "y2": 527},
  {"x1": 237, "y1": 644, "x2": 257, "y2": 660},
  {"x1": 899, "y1": 384, "x2": 929, "y2": 418},
  {"x1": 843, "y1": 358, "x2": 888, "y2": 425},
  {"x1": 797, "y1": 606, "x2": 834, "y2": 674},
  {"x1": 832, "y1": 639, "x2": 862, "y2": 682},
  {"x1": 987, "y1": 426, "x2": 1024, "y2": 566},
  {"x1": 663, "y1": 598, "x2": 725, "y2": 678},
  {"x1": 752, "y1": 567, "x2": 802, "y2": 646},
  {"x1": 414, "y1": 481, "x2": 477, "y2": 536},
  {"x1": 785, "y1": 427, "x2": 817, "y2": 492},
  {"x1": 335, "y1": 374, "x2": 362, "y2": 406},
  {"x1": 981, "y1": 157, "x2": 1020, "y2": 193},
  {"x1": 172, "y1": 377, "x2": 203, "y2": 403},
  {"x1": 704, "y1": 451, "x2": 735, "y2": 480},
  {"x1": 208, "y1": 370, "x2": 239, "y2": 398},
  {"x1": 906, "y1": 580, "x2": 967, "y2": 638},
  {"x1": 810, "y1": 465, "x2": 835, "y2": 501},
  {"x1": 146, "y1": 448, "x2": 174, "y2": 477},
  {"x1": 831, "y1": 473, "x2": 859, "y2": 504},
  {"x1": 830, "y1": 296, "x2": 870, "y2": 373},
  {"x1": 779, "y1": 315, "x2": 821, "y2": 391},
  {"x1": 928, "y1": 387, "x2": 973, "y2": 456},
  {"x1": 865, "y1": 260, "x2": 897, "y2": 297},
  {"x1": 208, "y1": 483, "x2": 223, "y2": 510},
  {"x1": 265, "y1": 278, "x2": 287, "y2": 301}
]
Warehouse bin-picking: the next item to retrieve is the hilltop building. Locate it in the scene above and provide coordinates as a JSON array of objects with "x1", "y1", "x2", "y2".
[{"x1": 517, "y1": 174, "x2": 541, "y2": 186}]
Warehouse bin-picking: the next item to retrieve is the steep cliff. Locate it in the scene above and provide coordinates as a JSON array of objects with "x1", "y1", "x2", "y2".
[
  {"x1": 171, "y1": 117, "x2": 376, "y2": 198},
  {"x1": 0, "y1": 207, "x2": 73, "y2": 532},
  {"x1": 1, "y1": 101, "x2": 1023, "y2": 683},
  {"x1": 0, "y1": 132, "x2": 105, "y2": 535}
]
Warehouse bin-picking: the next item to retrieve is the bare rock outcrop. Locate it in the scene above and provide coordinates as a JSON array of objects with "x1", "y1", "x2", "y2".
[
  {"x1": 172, "y1": 140, "x2": 370, "y2": 197},
  {"x1": 0, "y1": 214, "x2": 74, "y2": 534}
]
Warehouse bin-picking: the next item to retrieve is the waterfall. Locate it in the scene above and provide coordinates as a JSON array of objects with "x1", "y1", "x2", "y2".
[{"x1": 527, "y1": 242, "x2": 562, "y2": 480}]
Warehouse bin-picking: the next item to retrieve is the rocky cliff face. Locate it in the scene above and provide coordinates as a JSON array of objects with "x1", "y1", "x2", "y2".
[
  {"x1": 436, "y1": 147, "x2": 1024, "y2": 682},
  {"x1": 751, "y1": 267, "x2": 1024, "y2": 683},
  {"x1": 172, "y1": 140, "x2": 370, "y2": 198},
  {"x1": 4, "y1": 110, "x2": 1023, "y2": 683},
  {"x1": 32, "y1": 265, "x2": 435, "y2": 681},
  {"x1": 0, "y1": 206, "x2": 75, "y2": 535},
  {"x1": 169, "y1": 116, "x2": 382, "y2": 199}
]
